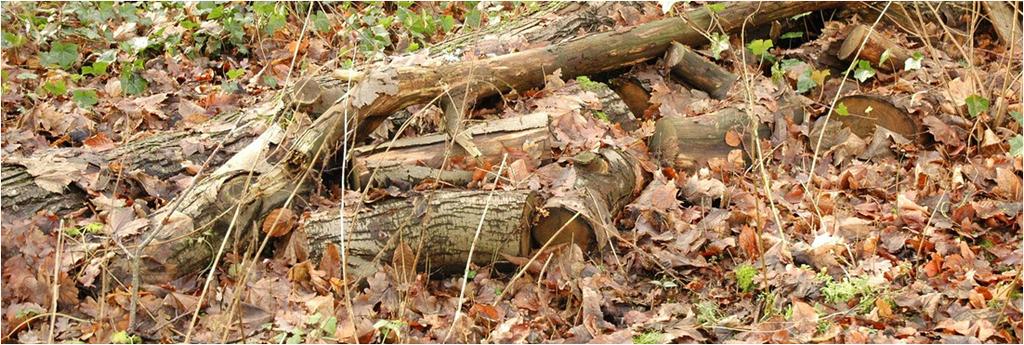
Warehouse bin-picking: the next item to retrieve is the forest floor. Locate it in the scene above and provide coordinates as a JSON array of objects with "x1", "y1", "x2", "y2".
[{"x1": 1, "y1": 2, "x2": 1022, "y2": 344}]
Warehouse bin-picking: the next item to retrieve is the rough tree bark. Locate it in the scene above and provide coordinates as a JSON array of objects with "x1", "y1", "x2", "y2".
[{"x1": 124, "y1": 1, "x2": 842, "y2": 283}]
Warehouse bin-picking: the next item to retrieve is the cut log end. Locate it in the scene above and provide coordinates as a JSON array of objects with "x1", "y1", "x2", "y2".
[{"x1": 833, "y1": 95, "x2": 920, "y2": 141}]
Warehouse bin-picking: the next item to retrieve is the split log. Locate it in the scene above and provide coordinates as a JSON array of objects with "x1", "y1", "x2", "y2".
[
  {"x1": 664, "y1": 42, "x2": 737, "y2": 99},
  {"x1": 0, "y1": 111, "x2": 265, "y2": 219},
  {"x1": 837, "y1": 24, "x2": 911, "y2": 73},
  {"x1": 304, "y1": 148, "x2": 643, "y2": 280},
  {"x1": 128, "y1": 1, "x2": 842, "y2": 283},
  {"x1": 352, "y1": 112, "x2": 550, "y2": 189}
]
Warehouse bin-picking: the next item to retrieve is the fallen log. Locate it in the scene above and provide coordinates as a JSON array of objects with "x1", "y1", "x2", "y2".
[
  {"x1": 837, "y1": 24, "x2": 911, "y2": 73},
  {"x1": 664, "y1": 42, "x2": 737, "y2": 99},
  {"x1": 351, "y1": 82, "x2": 633, "y2": 189},
  {"x1": 0, "y1": 111, "x2": 265, "y2": 219},
  {"x1": 127, "y1": 1, "x2": 842, "y2": 283},
  {"x1": 304, "y1": 148, "x2": 643, "y2": 281}
]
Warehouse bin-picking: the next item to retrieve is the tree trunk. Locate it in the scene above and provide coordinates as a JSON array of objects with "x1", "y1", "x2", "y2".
[{"x1": 127, "y1": 1, "x2": 842, "y2": 283}]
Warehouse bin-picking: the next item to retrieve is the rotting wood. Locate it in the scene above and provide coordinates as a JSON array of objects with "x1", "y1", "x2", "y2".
[
  {"x1": 664, "y1": 42, "x2": 738, "y2": 99},
  {"x1": 125, "y1": 1, "x2": 842, "y2": 283},
  {"x1": 838, "y1": 24, "x2": 911, "y2": 73}
]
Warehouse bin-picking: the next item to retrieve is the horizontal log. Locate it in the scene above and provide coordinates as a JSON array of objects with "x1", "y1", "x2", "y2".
[{"x1": 1, "y1": 111, "x2": 264, "y2": 219}]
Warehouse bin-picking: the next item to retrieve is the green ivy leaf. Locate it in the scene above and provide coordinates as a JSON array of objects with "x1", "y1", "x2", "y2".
[
  {"x1": 853, "y1": 60, "x2": 875, "y2": 82},
  {"x1": 780, "y1": 31, "x2": 803, "y2": 39},
  {"x1": 835, "y1": 102, "x2": 849, "y2": 116},
  {"x1": 965, "y1": 95, "x2": 990, "y2": 118},
  {"x1": 42, "y1": 42, "x2": 79, "y2": 70},
  {"x1": 226, "y1": 68, "x2": 245, "y2": 80},
  {"x1": 747, "y1": 39, "x2": 773, "y2": 58},
  {"x1": 120, "y1": 63, "x2": 148, "y2": 96},
  {"x1": 796, "y1": 69, "x2": 816, "y2": 94},
  {"x1": 73, "y1": 89, "x2": 99, "y2": 108},
  {"x1": 706, "y1": 3, "x2": 726, "y2": 13},
  {"x1": 708, "y1": 32, "x2": 730, "y2": 60},
  {"x1": 82, "y1": 61, "x2": 109, "y2": 76},
  {"x1": 1010, "y1": 110, "x2": 1022, "y2": 123},
  {"x1": 43, "y1": 79, "x2": 67, "y2": 96},
  {"x1": 464, "y1": 9, "x2": 482, "y2": 28},
  {"x1": 321, "y1": 316, "x2": 338, "y2": 335},
  {"x1": 904, "y1": 51, "x2": 924, "y2": 71},
  {"x1": 312, "y1": 11, "x2": 331, "y2": 32},
  {"x1": 1010, "y1": 135, "x2": 1023, "y2": 157}
]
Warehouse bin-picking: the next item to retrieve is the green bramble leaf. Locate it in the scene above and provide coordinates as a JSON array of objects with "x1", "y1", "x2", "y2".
[
  {"x1": 780, "y1": 31, "x2": 803, "y2": 39},
  {"x1": 965, "y1": 95, "x2": 990, "y2": 118},
  {"x1": 796, "y1": 69, "x2": 816, "y2": 94},
  {"x1": 706, "y1": 3, "x2": 726, "y2": 13},
  {"x1": 226, "y1": 68, "x2": 245, "y2": 80},
  {"x1": 43, "y1": 79, "x2": 67, "y2": 96}
]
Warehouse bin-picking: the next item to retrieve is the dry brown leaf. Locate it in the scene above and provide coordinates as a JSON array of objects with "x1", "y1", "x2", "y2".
[
  {"x1": 262, "y1": 208, "x2": 297, "y2": 238},
  {"x1": 724, "y1": 129, "x2": 741, "y2": 147}
]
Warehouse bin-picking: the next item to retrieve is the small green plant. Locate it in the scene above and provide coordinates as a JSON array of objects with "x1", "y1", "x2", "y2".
[
  {"x1": 834, "y1": 102, "x2": 849, "y2": 116},
  {"x1": 965, "y1": 95, "x2": 990, "y2": 118},
  {"x1": 820, "y1": 276, "x2": 878, "y2": 313},
  {"x1": 633, "y1": 330, "x2": 665, "y2": 344},
  {"x1": 816, "y1": 320, "x2": 833, "y2": 335},
  {"x1": 650, "y1": 278, "x2": 679, "y2": 288},
  {"x1": 373, "y1": 319, "x2": 405, "y2": 341},
  {"x1": 575, "y1": 75, "x2": 605, "y2": 92},
  {"x1": 734, "y1": 263, "x2": 758, "y2": 292},
  {"x1": 747, "y1": 39, "x2": 774, "y2": 62},
  {"x1": 708, "y1": 32, "x2": 730, "y2": 60},
  {"x1": 110, "y1": 331, "x2": 141, "y2": 344},
  {"x1": 904, "y1": 51, "x2": 924, "y2": 71},
  {"x1": 853, "y1": 60, "x2": 875, "y2": 82},
  {"x1": 696, "y1": 300, "x2": 721, "y2": 325}
]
